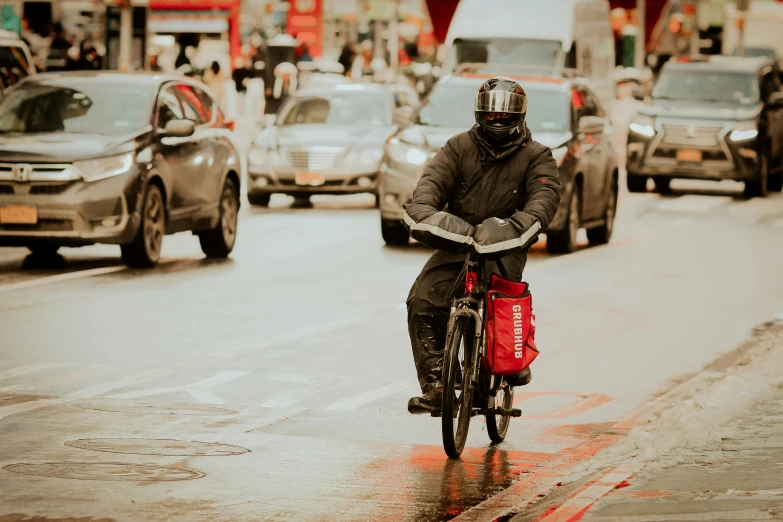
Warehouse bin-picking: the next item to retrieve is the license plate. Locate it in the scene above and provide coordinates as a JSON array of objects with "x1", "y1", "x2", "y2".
[
  {"x1": 0, "y1": 205, "x2": 38, "y2": 224},
  {"x1": 676, "y1": 149, "x2": 702, "y2": 163},
  {"x1": 295, "y1": 171, "x2": 325, "y2": 186}
]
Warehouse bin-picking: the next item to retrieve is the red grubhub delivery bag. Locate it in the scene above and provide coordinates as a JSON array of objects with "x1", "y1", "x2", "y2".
[{"x1": 484, "y1": 274, "x2": 539, "y2": 376}]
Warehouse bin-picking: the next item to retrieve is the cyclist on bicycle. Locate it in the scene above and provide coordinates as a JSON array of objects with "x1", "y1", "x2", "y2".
[{"x1": 404, "y1": 76, "x2": 562, "y2": 414}]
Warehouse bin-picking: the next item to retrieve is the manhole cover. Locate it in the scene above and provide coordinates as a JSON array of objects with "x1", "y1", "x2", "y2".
[
  {"x1": 2, "y1": 462, "x2": 203, "y2": 482},
  {"x1": 66, "y1": 438, "x2": 250, "y2": 456},
  {"x1": 73, "y1": 400, "x2": 236, "y2": 416}
]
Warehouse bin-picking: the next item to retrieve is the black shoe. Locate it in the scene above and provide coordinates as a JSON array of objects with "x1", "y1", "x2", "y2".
[
  {"x1": 408, "y1": 387, "x2": 443, "y2": 414},
  {"x1": 506, "y1": 367, "x2": 532, "y2": 387}
]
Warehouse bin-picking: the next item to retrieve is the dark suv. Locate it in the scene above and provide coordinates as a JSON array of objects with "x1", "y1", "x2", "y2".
[{"x1": 626, "y1": 56, "x2": 783, "y2": 197}]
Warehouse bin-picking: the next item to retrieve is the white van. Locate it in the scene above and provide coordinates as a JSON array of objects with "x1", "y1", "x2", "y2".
[{"x1": 442, "y1": 0, "x2": 615, "y2": 114}]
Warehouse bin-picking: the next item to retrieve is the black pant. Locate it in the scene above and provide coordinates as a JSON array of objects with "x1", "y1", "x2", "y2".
[{"x1": 406, "y1": 250, "x2": 527, "y2": 393}]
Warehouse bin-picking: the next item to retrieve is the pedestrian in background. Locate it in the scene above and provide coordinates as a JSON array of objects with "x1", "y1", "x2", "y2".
[
  {"x1": 267, "y1": 61, "x2": 297, "y2": 114},
  {"x1": 338, "y1": 41, "x2": 355, "y2": 77},
  {"x1": 203, "y1": 60, "x2": 226, "y2": 106}
]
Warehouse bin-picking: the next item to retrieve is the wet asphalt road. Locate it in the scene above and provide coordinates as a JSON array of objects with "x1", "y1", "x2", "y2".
[{"x1": 1, "y1": 173, "x2": 783, "y2": 521}]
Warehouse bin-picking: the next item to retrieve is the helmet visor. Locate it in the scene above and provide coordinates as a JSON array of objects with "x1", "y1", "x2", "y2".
[{"x1": 475, "y1": 90, "x2": 527, "y2": 114}]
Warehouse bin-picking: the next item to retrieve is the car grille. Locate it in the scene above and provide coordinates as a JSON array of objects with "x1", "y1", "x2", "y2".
[
  {"x1": 0, "y1": 183, "x2": 13, "y2": 194},
  {"x1": 660, "y1": 124, "x2": 723, "y2": 147},
  {"x1": 653, "y1": 148, "x2": 728, "y2": 161},
  {"x1": 0, "y1": 163, "x2": 77, "y2": 182},
  {"x1": 286, "y1": 150, "x2": 343, "y2": 171},
  {"x1": 29, "y1": 182, "x2": 72, "y2": 195},
  {"x1": 0, "y1": 218, "x2": 73, "y2": 232}
]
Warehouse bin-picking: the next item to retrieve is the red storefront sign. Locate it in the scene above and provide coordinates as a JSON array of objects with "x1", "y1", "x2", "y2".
[{"x1": 288, "y1": 0, "x2": 322, "y2": 57}]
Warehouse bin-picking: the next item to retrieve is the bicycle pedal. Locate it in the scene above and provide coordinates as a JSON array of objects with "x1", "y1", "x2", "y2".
[
  {"x1": 510, "y1": 408, "x2": 522, "y2": 417},
  {"x1": 430, "y1": 412, "x2": 442, "y2": 417}
]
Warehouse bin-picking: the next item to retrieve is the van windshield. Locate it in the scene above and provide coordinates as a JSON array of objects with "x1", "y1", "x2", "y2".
[{"x1": 448, "y1": 38, "x2": 562, "y2": 72}]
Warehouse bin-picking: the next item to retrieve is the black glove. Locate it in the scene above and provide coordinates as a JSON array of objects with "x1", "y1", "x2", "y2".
[{"x1": 473, "y1": 217, "x2": 520, "y2": 252}]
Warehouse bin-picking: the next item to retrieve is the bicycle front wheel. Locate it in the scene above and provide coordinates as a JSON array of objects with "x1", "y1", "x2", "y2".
[{"x1": 442, "y1": 316, "x2": 474, "y2": 459}]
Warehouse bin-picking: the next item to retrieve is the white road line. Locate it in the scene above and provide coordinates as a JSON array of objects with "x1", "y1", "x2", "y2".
[
  {"x1": 107, "y1": 370, "x2": 251, "y2": 401},
  {"x1": 186, "y1": 389, "x2": 225, "y2": 404},
  {"x1": 245, "y1": 408, "x2": 310, "y2": 433},
  {"x1": 655, "y1": 195, "x2": 734, "y2": 213},
  {"x1": 261, "y1": 396, "x2": 303, "y2": 408},
  {"x1": 2, "y1": 304, "x2": 393, "y2": 421},
  {"x1": 325, "y1": 381, "x2": 407, "y2": 412},
  {"x1": 0, "y1": 363, "x2": 71, "y2": 381},
  {"x1": 269, "y1": 373, "x2": 317, "y2": 383},
  {"x1": 0, "y1": 266, "x2": 127, "y2": 294}
]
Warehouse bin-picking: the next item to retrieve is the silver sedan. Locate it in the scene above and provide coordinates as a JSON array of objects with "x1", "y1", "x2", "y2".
[{"x1": 247, "y1": 84, "x2": 404, "y2": 207}]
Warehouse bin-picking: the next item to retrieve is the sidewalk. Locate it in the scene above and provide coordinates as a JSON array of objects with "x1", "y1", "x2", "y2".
[{"x1": 580, "y1": 340, "x2": 783, "y2": 521}]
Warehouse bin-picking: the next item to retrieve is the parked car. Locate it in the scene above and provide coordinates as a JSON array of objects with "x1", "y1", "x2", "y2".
[
  {"x1": 626, "y1": 56, "x2": 783, "y2": 197},
  {"x1": 0, "y1": 71, "x2": 241, "y2": 267},
  {"x1": 379, "y1": 73, "x2": 619, "y2": 254},
  {"x1": 247, "y1": 83, "x2": 405, "y2": 207}
]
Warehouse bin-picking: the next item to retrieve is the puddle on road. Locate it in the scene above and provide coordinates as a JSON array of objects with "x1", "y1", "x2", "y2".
[
  {"x1": 2, "y1": 462, "x2": 203, "y2": 482},
  {"x1": 66, "y1": 438, "x2": 249, "y2": 457},
  {"x1": 73, "y1": 400, "x2": 236, "y2": 416},
  {"x1": 0, "y1": 394, "x2": 54, "y2": 408},
  {"x1": 0, "y1": 513, "x2": 117, "y2": 522}
]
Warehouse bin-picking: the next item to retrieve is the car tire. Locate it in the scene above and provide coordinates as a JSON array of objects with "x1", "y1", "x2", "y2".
[
  {"x1": 767, "y1": 171, "x2": 782, "y2": 193},
  {"x1": 381, "y1": 219, "x2": 409, "y2": 246},
  {"x1": 653, "y1": 178, "x2": 672, "y2": 194},
  {"x1": 248, "y1": 193, "x2": 271, "y2": 207},
  {"x1": 744, "y1": 149, "x2": 769, "y2": 199},
  {"x1": 587, "y1": 178, "x2": 617, "y2": 246},
  {"x1": 28, "y1": 244, "x2": 60, "y2": 257},
  {"x1": 547, "y1": 186, "x2": 580, "y2": 254},
  {"x1": 292, "y1": 195, "x2": 312, "y2": 208},
  {"x1": 199, "y1": 178, "x2": 239, "y2": 258},
  {"x1": 121, "y1": 183, "x2": 165, "y2": 268},
  {"x1": 627, "y1": 173, "x2": 648, "y2": 193}
]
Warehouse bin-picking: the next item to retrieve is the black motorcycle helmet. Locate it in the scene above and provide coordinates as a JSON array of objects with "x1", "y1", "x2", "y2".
[{"x1": 474, "y1": 76, "x2": 528, "y2": 143}]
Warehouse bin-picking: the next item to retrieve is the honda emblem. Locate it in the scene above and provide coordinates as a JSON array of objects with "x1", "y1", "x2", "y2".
[{"x1": 12, "y1": 163, "x2": 32, "y2": 182}]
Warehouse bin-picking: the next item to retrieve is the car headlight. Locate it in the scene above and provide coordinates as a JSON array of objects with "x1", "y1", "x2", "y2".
[
  {"x1": 386, "y1": 138, "x2": 431, "y2": 168},
  {"x1": 729, "y1": 121, "x2": 758, "y2": 142},
  {"x1": 345, "y1": 148, "x2": 384, "y2": 168},
  {"x1": 551, "y1": 146, "x2": 568, "y2": 167},
  {"x1": 74, "y1": 152, "x2": 134, "y2": 182},
  {"x1": 629, "y1": 114, "x2": 656, "y2": 138}
]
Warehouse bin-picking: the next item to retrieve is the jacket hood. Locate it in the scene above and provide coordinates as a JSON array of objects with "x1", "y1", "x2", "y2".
[
  {"x1": 469, "y1": 123, "x2": 531, "y2": 162},
  {"x1": 0, "y1": 128, "x2": 149, "y2": 163}
]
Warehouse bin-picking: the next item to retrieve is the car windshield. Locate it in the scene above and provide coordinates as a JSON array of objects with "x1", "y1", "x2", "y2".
[
  {"x1": 651, "y1": 69, "x2": 760, "y2": 105},
  {"x1": 278, "y1": 91, "x2": 391, "y2": 126},
  {"x1": 448, "y1": 38, "x2": 563, "y2": 72},
  {"x1": 417, "y1": 82, "x2": 568, "y2": 133},
  {"x1": 0, "y1": 81, "x2": 154, "y2": 133}
]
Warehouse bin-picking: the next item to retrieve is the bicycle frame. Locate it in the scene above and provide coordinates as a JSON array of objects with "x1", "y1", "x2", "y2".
[{"x1": 445, "y1": 251, "x2": 506, "y2": 403}]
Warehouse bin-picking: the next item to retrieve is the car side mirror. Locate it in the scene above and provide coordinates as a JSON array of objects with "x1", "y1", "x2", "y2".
[
  {"x1": 393, "y1": 106, "x2": 414, "y2": 127},
  {"x1": 577, "y1": 115, "x2": 605, "y2": 135},
  {"x1": 767, "y1": 91, "x2": 783, "y2": 108},
  {"x1": 160, "y1": 119, "x2": 195, "y2": 138}
]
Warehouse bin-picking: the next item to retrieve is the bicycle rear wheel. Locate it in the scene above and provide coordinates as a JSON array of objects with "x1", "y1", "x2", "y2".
[
  {"x1": 486, "y1": 381, "x2": 514, "y2": 443},
  {"x1": 442, "y1": 316, "x2": 474, "y2": 459}
]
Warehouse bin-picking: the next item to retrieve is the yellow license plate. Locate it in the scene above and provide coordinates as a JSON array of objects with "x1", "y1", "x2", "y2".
[
  {"x1": 676, "y1": 149, "x2": 702, "y2": 163},
  {"x1": 295, "y1": 172, "x2": 325, "y2": 186},
  {"x1": 0, "y1": 205, "x2": 38, "y2": 224}
]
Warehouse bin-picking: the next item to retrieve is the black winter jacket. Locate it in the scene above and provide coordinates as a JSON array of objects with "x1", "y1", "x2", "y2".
[{"x1": 403, "y1": 127, "x2": 561, "y2": 256}]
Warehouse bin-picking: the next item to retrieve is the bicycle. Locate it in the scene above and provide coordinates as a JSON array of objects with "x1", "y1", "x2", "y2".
[{"x1": 435, "y1": 251, "x2": 529, "y2": 459}]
